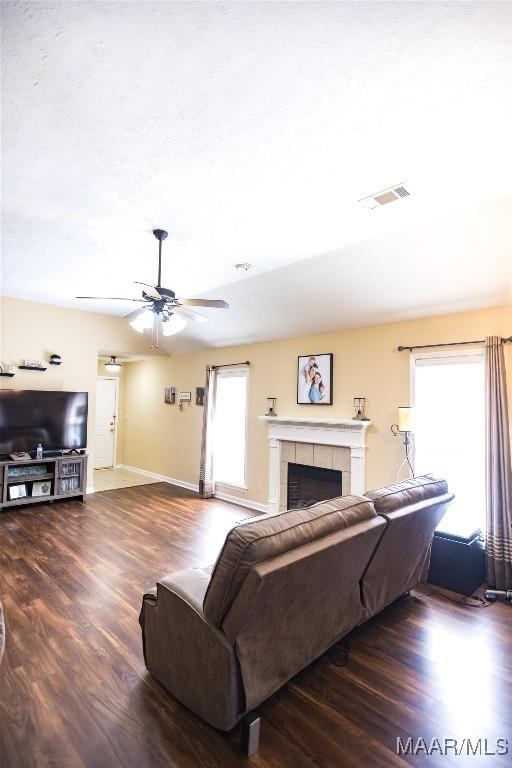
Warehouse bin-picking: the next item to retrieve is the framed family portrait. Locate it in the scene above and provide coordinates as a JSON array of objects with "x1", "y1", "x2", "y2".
[{"x1": 297, "y1": 353, "x2": 333, "y2": 405}]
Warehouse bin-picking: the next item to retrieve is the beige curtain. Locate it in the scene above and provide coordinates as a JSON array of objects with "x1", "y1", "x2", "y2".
[
  {"x1": 199, "y1": 365, "x2": 216, "y2": 498},
  {"x1": 485, "y1": 336, "x2": 512, "y2": 588}
]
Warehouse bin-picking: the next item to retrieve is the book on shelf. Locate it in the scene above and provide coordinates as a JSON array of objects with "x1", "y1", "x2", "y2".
[{"x1": 60, "y1": 477, "x2": 80, "y2": 492}]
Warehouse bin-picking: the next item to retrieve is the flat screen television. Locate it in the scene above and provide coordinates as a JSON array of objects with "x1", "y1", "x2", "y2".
[{"x1": 0, "y1": 390, "x2": 88, "y2": 457}]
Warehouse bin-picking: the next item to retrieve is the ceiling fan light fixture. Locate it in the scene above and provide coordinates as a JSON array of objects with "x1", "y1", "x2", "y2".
[
  {"x1": 77, "y1": 228, "x2": 228, "y2": 345},
  {"x1": 105, "y1": 355, "x2": 122, "y2": 372},
  {"x1": 162, "y1": 313, "x2": 188, "y2": 336},
  {"x1": 129, "y1": 307, "x2": 153, "y2": 333}
]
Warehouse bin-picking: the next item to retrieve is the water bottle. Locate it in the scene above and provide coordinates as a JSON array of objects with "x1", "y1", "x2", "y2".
[{"x1": 36, "y1": 443, "x2": 43, "y2": 459}]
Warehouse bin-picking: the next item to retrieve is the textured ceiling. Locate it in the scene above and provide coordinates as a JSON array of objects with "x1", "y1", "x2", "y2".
[{"x1": 2, "y1": 1, "x2": 512, "y2": 351}]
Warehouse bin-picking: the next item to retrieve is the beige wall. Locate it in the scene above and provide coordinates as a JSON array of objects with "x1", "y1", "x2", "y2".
[
  {"x1": 0, "y1": 296, "x2": 158, "y2": 486},
  {"x1": 3, "y1": 297, "x2": 510, "y2": 503},
  {"x1": 121, "y1": 305, "x2": 512, "y2": 506}
]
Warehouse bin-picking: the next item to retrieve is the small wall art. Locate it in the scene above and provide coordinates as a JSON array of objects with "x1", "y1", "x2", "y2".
[
  {"x1": 164, "y1": 387, "x2": 176, "y2": 405},
  {"x1": 196, "y1": 387, "x2": 205, "y2": 406}
]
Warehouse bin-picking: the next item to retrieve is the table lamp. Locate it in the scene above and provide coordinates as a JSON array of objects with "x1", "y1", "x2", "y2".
[{"x1": 391, "y1": 406, "x2": 415, "y2": 479}]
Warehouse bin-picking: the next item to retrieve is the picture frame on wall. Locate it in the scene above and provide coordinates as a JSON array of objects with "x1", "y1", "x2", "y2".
[
  {"x1": 196, "y1": 387, "x2": 205, "y2": 406},
  {"x1": 297, "y1": 353, "x2": 333, "y2": 405},
  {"x1": 164, "y1": 387, "x2": 176, "y2": 405}
]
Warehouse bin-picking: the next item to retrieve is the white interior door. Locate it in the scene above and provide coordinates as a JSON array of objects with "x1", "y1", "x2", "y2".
[{"x1": 94, "y1": 377, "x2": 118, "y2": 469}]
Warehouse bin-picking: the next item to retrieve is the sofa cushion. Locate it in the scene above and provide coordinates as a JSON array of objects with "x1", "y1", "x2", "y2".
[
  {"x1": 203, "y1": 495, "x2": 377, "y2": 627},
  {"x1": 365, "y1": 473, "x2": 448, "y2": 516}
]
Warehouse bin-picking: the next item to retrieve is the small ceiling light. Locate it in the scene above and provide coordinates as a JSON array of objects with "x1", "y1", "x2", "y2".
[
  {"x1": 105, "y1": 355, "x2": 122, "y2": 372},
  {"x1": 235, "y1": 262, "x2": 253, "y2": 271}
]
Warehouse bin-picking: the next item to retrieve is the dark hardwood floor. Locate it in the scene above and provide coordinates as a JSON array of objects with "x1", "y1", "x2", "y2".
[{"x1": 1, "y1": 483, "x2": 511, "y2": 767}]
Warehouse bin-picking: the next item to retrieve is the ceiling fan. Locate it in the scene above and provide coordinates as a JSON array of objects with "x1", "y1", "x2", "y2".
[{"x1": 76, "y1": 229, "x2": 229, "y2": 347}]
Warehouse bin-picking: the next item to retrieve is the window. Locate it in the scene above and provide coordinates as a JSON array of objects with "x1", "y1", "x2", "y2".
[
  {"x1": 413, "y1": 351, "x2": 485, "y2": 537},
  {"x1": 213, "y1": 367, "x2": 248, "y2": 488}
]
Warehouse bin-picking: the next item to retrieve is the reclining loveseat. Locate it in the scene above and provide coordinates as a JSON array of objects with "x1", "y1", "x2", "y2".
[{"x1": 139, "y1": 474, "x2": 452, "y2": 753}]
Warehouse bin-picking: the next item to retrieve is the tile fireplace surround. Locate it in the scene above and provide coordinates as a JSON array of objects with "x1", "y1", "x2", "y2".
[{"x1": 259, "y1": 416, "x2": 372, "y2": 513}]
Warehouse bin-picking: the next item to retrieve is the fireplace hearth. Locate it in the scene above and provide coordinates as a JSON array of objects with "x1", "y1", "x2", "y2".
[{"x1": 287, "y1": 462, "x2": 342, "y2": 510}]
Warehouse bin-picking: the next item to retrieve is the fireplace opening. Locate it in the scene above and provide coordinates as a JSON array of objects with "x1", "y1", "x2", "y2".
[{"x1": 287, "y1": 462, "x2": 342, "y2": 510}]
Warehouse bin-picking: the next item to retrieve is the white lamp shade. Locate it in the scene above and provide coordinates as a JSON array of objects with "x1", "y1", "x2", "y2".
[
  {"x1": 105, "y1": 355, "x2": 121, "y2": 372},
  {"x1": 129, "y1": 308, "x2": 153, "y2": 333},
  {"x1": 398, "y1": 406, "x2": 414, "y2": 432},
  {"x1": 162, "y1": 313, "x2": 188, "y2": 336}
]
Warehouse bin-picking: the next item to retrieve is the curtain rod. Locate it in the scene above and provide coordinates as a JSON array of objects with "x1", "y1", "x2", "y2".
[
  {"x1": 211, "y1": 361, "x2": 250, "y2": 369},
  {"x1": 398, "y1": 337, "x2": 512, "y2": 352}
]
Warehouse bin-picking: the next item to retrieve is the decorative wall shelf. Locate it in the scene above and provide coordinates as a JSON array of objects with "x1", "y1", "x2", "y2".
[{"x1": 18, "y1": 365, "x2": 47, "y2": 371}]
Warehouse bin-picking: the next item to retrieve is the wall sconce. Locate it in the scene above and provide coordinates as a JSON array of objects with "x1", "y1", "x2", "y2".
[
  {"x1": 266, "y1": 397, "x2": 277, "y2": 417},
  {"x1": 391, "y1": 406, "x2": 415, "y2": 479},
  {"x1": 353, "y1": 397, "x2": 369, "y2": 421}
]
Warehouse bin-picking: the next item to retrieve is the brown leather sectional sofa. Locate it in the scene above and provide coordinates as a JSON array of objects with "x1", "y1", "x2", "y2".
[{"x1": 139, "y1": 474, "x2": 453, "y2": 744}]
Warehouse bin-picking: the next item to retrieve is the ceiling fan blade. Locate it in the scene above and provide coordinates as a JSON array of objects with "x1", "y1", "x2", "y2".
[
  {"x1": 124, "y1": 306, "x2": 147, "y2": 321},
  {"x1": 133, "y1": 282, "x2": 162, "y2": 299},
  {"x1": 172, "y1": 305, "x2": 208, "y2": 324},
  {"x1": 76, "y1": 296, "x2": 146, "y2": 301},
  {"x1": 178, "y1": 299, "x2": 229, "y2": 309}
]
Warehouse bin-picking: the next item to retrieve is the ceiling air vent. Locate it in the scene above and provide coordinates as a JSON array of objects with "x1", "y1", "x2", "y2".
[{"x1": 359, "y1": 183, "x2": 411, "y2": 210}]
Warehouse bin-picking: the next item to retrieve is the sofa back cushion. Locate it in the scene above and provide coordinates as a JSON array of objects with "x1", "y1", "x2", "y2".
[
  {"x1": 361, "y1": 475, "x2": 453, "y2": 620},
  {"x1": 365, "y1": 474, "x2": 448, "y2": 515},
  {"x1": 203, "y1": 495, "x2": 377, "y2": 627},
  {"x1": 221, "y1": 515, "x2": 386, "y2": 711}
]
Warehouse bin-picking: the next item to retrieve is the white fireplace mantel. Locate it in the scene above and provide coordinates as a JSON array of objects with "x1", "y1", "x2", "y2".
[{"x1": 258, "y1": 415, "x2": 372, "y2": 513}]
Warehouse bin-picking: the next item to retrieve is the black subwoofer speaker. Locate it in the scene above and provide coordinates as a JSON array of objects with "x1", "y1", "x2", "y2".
[{"x1": 428, "y1": 529, "x2": 486, "y2": 596}]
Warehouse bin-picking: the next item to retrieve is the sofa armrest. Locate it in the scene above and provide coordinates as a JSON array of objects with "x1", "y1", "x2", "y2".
[
  {"x1": 157, "y1": 566, "x2": 211, "y2": 614},
  {"x1": 139, "y1": 567, "x2": 243, "y2": 731}
]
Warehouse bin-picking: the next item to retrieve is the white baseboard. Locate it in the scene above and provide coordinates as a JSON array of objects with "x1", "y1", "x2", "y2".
[
  {"x1": 114, "y1": 464, "x2": 268, "y2": 513},
  {"x1": 213, "y1": 490, "x2": 268, "y2": 514},
  {"x1": 115, "y1": 464, "x2": 199, "y2": 492},
  {"x1": 86, "y1": 486, "x2": 95, "y2": 495}
]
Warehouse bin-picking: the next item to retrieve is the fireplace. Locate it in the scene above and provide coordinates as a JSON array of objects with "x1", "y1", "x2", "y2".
[
  {"x1": 259, "y1": 415, "x2": 371, "y2": 513},
  {"x1": 287, "y1": 462, "x2": 342, "y2": 510}
]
